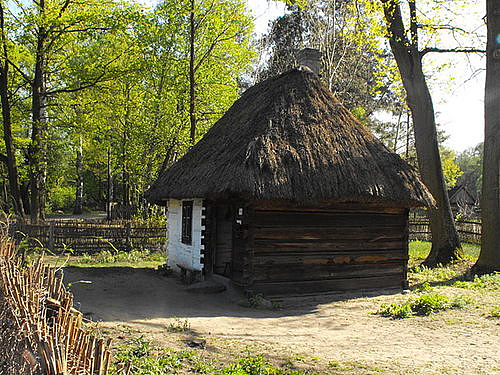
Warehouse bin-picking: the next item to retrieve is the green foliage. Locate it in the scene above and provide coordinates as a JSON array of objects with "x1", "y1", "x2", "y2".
[
  {"x1": 440, "y1": 147, "x2": 463, "y2": 188},
  {"x1": 409, "y1": 293, "x2": 452, "y2": 315},
  {"x1": 65, "y1": 249, "x2": 165, "y2": 268},
  {"x1": 489, "y1": 307, "x2": 500, "y2": 318},
  {"x1": 377, "y1": 293, "x2": 472, "y2": 319},
  {"x1": 377, "y1": 303, "x2": 413, "y2": 319},
  {"x1": 409, "y1": 241, "x2": 480, "y2": 261},
  {"x1": 452, "y1": 273, "x2": 500, "y2": 290},
  {"x1": 456, "y1": 143, "x2": 483, "y2": 199},
  {"x1": 113, "y1": 336, "x2": 194, "y2": 374},
  {"x1": 112, "y1": 337, "x2": 316, "y2": 375},
  {"x1": 48, "y1": 185, "x2": 76, "y2": 212},
  {"x1": 167, "y1": 317, "x2": 191, "y2": 333}
]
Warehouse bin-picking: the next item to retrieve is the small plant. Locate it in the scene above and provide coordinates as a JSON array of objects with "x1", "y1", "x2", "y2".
[
  {"x1": 378, "y1": 303, "x2": 413, "y2": 319},
  {"x1": 416, "y1": 281, "x2": 434, "y2": 292},
  {"x1": 452, "y1": 273, "x2": 500, "y2": 290},
  {"x1": 377, "y1": 292, "x2": 472, "y2": 319},
  {"x1": 488, "y1": 307, "x2": 500, "y2": 318},
  {"x1": 167, "y1": 317, "x2": 191, "y2": 332},
  {"x1": 409, "y1": 293, "x2": 451, "y2": 316}
]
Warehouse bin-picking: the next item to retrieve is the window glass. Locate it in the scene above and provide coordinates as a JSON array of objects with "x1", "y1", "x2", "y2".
[{"x1": 181, "y1": 201, "x2": 193, "y2": 245}]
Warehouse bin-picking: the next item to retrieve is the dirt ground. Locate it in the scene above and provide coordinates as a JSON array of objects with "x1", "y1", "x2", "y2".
[{"x1": 64, "y1": 267, "x2": 500, "y2": 375}]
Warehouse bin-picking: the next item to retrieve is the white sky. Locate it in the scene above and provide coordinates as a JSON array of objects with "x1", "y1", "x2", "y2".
[{"x1": 140, "y1": 0, "x2": 484, "y2": 153}]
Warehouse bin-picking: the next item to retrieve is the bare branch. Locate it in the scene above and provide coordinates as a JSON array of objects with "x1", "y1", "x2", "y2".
[{"x1": 420, "y1": 47, "x2": 486, "y2": 56}]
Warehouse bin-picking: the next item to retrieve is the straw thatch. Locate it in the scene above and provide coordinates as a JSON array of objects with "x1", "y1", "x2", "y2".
[{"x1": 146, "y1": 69, "x2": 434, "y2": 207}]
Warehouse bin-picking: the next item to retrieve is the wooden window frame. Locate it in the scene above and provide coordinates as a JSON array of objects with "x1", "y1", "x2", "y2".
[{"x1": 181, "y1": 200, "x2": 193, "y2": 245}]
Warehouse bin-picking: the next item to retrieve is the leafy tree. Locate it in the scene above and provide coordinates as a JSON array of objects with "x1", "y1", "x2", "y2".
[
  {"x1": 257, "y1": 1, "x2": 400, "y2": 118},
  {"x1": 2, "y1": 0, "x2": 141, "y2": 221},
  {"x1": 456, "y1": 143, "x2": 483, "y2": 199},
  {"x1": 440, "y1": 148, "x2": 463, "y2": 189},
  {"x1": 379, "y1": 0, "x2": 475, "y2": 266}
]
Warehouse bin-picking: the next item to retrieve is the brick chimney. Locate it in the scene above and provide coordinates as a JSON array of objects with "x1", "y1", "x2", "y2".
[{"x1": 297, "y1": 48, "x2": 322, "y2": 75}]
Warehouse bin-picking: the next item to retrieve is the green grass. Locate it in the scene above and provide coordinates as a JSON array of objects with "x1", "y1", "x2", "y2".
[
  {"x1": 409, "y1": 241, "x2": 480, "y2": 261},
  {"x1": 111, "y1": 336, "x2": 320, "y2": 375},
  {"x1": 30, "y1": 249, "x2": 165, "y2": 269}
]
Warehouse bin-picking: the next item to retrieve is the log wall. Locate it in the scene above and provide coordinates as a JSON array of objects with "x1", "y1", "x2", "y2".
[{"x1": 249, "y1": 206, "x2": 409, "y2": 296}]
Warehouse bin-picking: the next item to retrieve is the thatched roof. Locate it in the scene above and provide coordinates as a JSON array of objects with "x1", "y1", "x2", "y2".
[{"x1": 145, "y1": 69, "x2": 434, "y2": 207}]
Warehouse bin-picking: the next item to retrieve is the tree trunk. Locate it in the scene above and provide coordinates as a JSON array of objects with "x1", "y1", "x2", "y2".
[
  {"x1": 473, "y1": 0, "x2": 500, "y2": 273},
  {"x1": 381, "y1": 0, "x2": 462, "y2": 266},
  {"x1": 189, "y1": 0, "x2": 196, "y2": 144},
  {"x1": 29, "y1": 0, "x2": 48, "y2": 223},
  {"x1": 74, "y1": 137, "x2": 83, "y2": 214},
  {"x1": 0, "y1": 4, "x2": 24, "y2": 218},
  {"x1": 106, "y1": 146, "x2": 113, "y2": 220}
]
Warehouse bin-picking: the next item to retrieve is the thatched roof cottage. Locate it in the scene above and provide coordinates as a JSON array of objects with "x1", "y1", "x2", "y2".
[{"x1": 146, "y1": 51, "x2": 434, "y2": 296}]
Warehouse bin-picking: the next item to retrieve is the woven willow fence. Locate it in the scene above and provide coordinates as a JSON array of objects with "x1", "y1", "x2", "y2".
[
  {"x1": 409, "y1": 219, "x2": 482, "y2": 244},
  {"x1": 0, "y1": 236, "x2": 115, "y2": 374},
  {"x1": 11, "y1": 220, "x2": 165, "y2": 254}
]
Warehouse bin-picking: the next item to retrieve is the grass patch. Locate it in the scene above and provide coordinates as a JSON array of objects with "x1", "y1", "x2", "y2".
[
  {"x1": 452, "y1": 273, "x2": 500, "y2": 290},
  {"x1": 489, "y1": 307, "x2": 500, "y2": 318},
  {"x1": 377, "y1": 292, "x2": 472, "y2": 319},
  {"x1": 409, "y1": 241, "x2": 480, "y2": 262},
  {"x1": 111, "y1": 336, "x2": 320, "y2": 375},
  {"x1": 31, "y1": 249, "x2": 165, "y2": 269}
]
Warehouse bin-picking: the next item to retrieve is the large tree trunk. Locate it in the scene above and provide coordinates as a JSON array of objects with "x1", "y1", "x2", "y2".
[
  {"x1": 473, "y1": 0, "x2": 500, "y2": 273},
  {"x1": 0, "y1": 4, "x2": 24, "y2": 218},
  {"x1": 381, "y1": 0, "x2": 462, "y2": 266},
  {"x1": 29, "y1": 0, "x2": 47, "y2": 223}
]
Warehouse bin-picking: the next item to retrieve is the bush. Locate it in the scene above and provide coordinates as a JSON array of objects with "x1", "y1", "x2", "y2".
[
  {"x1": 377, "y1": 292, "x2": 473, "y2": 319},
  {"x1": 409, "y1": 293, "x2": 451, "y2": 315},
  {"x1": 48, "y1": 185, "x2": 76, "y2": 212}
]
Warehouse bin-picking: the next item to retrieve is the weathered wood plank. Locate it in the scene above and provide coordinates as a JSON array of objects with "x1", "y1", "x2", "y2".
[
  {"x1": 252, "y1": 251, "x2": 407, "y2": 265},
  {"x1": 252, "y1": 263, "x2": 405, "y2": 282},
  {"x1": 253, "y1": 238, "x2": 405, "y2": 251},
  {"x1": 250, "y1": 275, "x2": 404, "y2": 295},
  {"x1": 254, "y1": 211, "x2": 406, "y2": 227}
]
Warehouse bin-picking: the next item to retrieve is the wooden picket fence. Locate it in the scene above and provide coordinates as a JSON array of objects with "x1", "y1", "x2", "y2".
[
  {"x1": 409, "y1": 219, "x2": 482, "y2": 244},
  {"x1": 10, "y1": 219, "x2": 166, "y2": 254},
  {"x1": 0, "y1": 236, "x2": 115, "y2": 374}
]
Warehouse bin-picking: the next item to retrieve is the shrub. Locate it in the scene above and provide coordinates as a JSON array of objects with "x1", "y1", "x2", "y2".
[
  {"x1": 48, "y1": 185, "x2": 76, "y2": 212},
  {"x1": 378, "y1": 303, "x2": 413, "y2": 319},
  {"x1": 377, "y1": 293, "x2": 472, "y2": 319},
  {"x1": 409, "y1": 293, "x2": 450, "y2": 315}
]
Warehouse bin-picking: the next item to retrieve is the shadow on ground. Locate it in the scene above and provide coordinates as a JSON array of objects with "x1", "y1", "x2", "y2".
[{"x1": 63, "y1": 266, "x2": 393, "y2": 322}]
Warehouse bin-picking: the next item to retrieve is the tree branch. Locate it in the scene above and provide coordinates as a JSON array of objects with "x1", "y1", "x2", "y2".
[
  {"x1": 420, "y1": 47, "x2": 486, "y2": 56},
  {"x1": 6, "y1": 58, "x2": 32, "y2": 84}
]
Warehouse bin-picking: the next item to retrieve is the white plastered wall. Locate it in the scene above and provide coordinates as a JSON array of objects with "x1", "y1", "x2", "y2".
[{"x1": 165, "y1": 198, "x2": 205, "y2": 272}]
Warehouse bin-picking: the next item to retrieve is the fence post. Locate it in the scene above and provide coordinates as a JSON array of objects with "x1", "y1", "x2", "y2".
[
  {"x1": 48, "y1": 223, "x2": 54, "y2": 252},
  {"x1": 126, "y1": 221, "x2": 131, "y2": 251}
]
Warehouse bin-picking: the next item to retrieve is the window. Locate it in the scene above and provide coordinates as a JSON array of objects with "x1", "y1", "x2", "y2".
[{"x1": 181, "y1": 200, "x2": 193, "y2": 245}]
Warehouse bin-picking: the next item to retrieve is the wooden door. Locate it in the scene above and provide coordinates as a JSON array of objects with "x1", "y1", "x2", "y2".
[{"x1": 214, "y1": 205, "x2": 233, "y2": 277}]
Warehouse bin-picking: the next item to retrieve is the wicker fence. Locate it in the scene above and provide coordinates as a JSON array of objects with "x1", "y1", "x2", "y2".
[
  {"x1": 409, "y1": 219, "x2": 481, "y2": 244},
  {"x1": 0, "y1": 236, "x2": 115, "y2": 374},
  {"x1": 10, "y1": 220, "x2": 166, "y2": 254}
]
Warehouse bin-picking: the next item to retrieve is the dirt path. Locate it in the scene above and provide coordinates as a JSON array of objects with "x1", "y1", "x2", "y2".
[{"x1": 64, "y1": 267, "x2": 500, "y2": 375}]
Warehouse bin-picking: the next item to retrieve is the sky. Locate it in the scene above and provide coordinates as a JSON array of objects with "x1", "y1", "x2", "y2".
[{"x1": 140, "y1": 0, "x2": 485, "y2": 153}]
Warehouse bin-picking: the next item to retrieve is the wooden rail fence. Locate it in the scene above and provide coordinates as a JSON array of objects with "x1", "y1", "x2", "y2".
[
  {"x1": 10, "y1": 220, "x2": 166, "y2": 254},
  {"x1": 409, "y1": 219, "x2": 481, "y2": 244}
]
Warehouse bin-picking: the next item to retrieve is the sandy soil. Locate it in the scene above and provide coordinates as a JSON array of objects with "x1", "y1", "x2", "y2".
[{"x1": 64, "y1": 267, "x2": 500, "y2": 375}]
